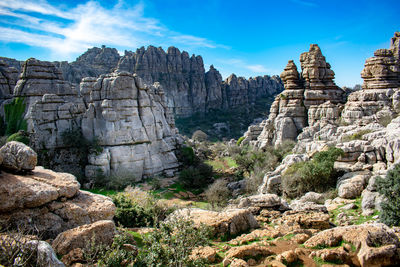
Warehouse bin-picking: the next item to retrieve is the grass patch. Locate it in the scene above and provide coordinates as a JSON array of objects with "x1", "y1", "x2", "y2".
[
  {"x1": 84, "y1": 188, "x2": 118, "y2": 196},
  {"x1": 341, "y1": 129, "x2": 372, "y2": 142},
  {"x1": 313, "y1": 256, "x2": 343, "y2": 266},
  {"x1": 205, "y1": 157, "x2": 237, "y2": 172},
  {"x1": 128, "y1": 231, "x2": 144, "y2": 247}
]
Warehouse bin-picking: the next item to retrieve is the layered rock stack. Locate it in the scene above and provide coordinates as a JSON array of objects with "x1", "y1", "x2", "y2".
[
  {"x1": 1, "y1": 58, "x2": 181, "y2": 181},
  {"x1": 341, "y1": 32, "x2": 400, "y2": 125},
  {"x1": 80, "y1": 72, "x2": 180, "y2": 179},
  {"x1": 243, "y1": 45, "x2": 345, "y2": 148},
  {"x1": 0, "y1": 45, "x2": 284, "y2": 117},
  {"x1": 0, "y1": 60, "x2": 20, "y2": 103}
]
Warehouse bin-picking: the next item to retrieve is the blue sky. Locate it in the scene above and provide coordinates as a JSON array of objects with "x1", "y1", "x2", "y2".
[{"x1": 0, "y1": 0, "x2": 398, "y2": 87}]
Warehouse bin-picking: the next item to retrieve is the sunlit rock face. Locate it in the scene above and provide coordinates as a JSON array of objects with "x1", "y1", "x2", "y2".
[
  {"x1": 341, "y1": 32, "x2": 400, "y2": 125},
  {"x1": 1, "y1": 58, "x2": 181, "y2": 181},
  {"x1": 245, "y1": 44, "x2": 345, "y2": 148}
]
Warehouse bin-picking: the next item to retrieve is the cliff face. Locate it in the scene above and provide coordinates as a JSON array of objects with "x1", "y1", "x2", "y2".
[
  {"x1": 242, "y1": 44, "x2": 345, "y2": 147},
  {"x1": 0, "y1": 45, "x2": 283, "y2": 117},
  {"x1": 2, "y1": 58, "x2": 181, "y2": 181}
]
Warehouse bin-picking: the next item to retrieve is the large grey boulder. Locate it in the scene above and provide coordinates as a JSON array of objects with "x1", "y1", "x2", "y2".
[{"x1": 0, "y1": 141, "x2": 37, "y2": 172}]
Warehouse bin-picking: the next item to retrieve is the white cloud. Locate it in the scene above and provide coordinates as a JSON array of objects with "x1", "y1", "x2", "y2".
[
  {"x1": 0, "y1": 0, "x2": 225, "y2": 60},
  {"x1": 245, "y1": 64, "x2": 269, "y2": 73}
]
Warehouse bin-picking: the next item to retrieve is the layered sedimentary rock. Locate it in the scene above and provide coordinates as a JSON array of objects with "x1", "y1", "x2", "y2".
[
  {"x1": 0, "y1": 166, "x2": 116, "y2": 239},
  {"x1": 1, "y1": 58, "x2": 181, "y2": 180},
  {"x1": 243, "y1": 45, "x2": 344, "y2": 148},
  {"x1": 56, "y1": 46, "x2": 120, "y2": 84},
  {"x1": 0, "y1": 60, "x2": 19, "y2": 102},
  {"x1": 0, "y1": 46, "x2": 283, "y2": 117},
  {"x1": 80, "y1": 72, "x2": 179, "y2": 179},
  {"x1": 341, "y1": 32, "x2": 400, "y2": 125}
]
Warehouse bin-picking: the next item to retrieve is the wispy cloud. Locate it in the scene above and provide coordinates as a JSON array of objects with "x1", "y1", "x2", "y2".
[
  {"x1": 0, "y1": 0, "x2": 225, "y2": 60},
  {"x1": 290, "y1": 0, "x2": 317, "y2": 7},
  {"x1": 246, "y1": 64, "x2": 269, "y2": 73},
  {"x1": 217, "y1": 58, "x2": 271, "y2": 74}
]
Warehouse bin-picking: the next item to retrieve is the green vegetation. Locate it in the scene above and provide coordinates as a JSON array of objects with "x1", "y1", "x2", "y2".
[
  {"x1": 175, "y1": 96, "x2": 275, "y2": 141},
  {"x1": 205, "y1": 179, "x2": 231, "y2": 208},
  {"x1": 135, "y1": 217, "x2": 212, "y2": 266},
  {"x1": 236, "y1": 136, "x2": 245, "y2": 146},
  {"x1": 329, "y1": 197, "x2": 379, "y2": 225},
  {"x1": 178, "y1": 163, "x2": 214, "y2": 189},
  {"x1": 112, "y1": 188, "x2": 174, "y2": 228},
  {"x1": 4, "y1": 97, "x2": 27, "y2": 136},
  {"x1": 192, "y1": 130, "x2": 208, "y2": 142},
  {"x1": 282, "y1": 147, "x2": 344, "y2": 198},
  {"x1": 6, "y1": 131, "x2": 29, "y2": 145},
  {"x1": 341, "y1": 129, "x2": 372, "y2": 142},
  {"x1": 205, "y1": 157, "x2": 237, "y2": 172},
  {"x1": 376, "y1": 163, "x2": 400, "y2": 226}
]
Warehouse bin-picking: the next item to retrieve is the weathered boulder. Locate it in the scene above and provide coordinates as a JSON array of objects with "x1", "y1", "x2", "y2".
[
  {"x1": 0, "y1": 167, "x2": 115, "y2": 239},
  {"x1": 337, "y1": 171, "x2": 370, "y2": 199},
  {"x1": 52, "y1": 220, "x2": 116, "y2": 255},
  {"x1": 36, "y1": 241, "x2": 66, "y2": 267},
  {"x1": 225, "y1": 243, "x2": 273, "y2": 260},
  {"x1": 169, "y1": 208, "x2": 259, "y2": 236},
  {"x1": 237, "y1": 194, "x2": 289, "y2": 212},
  {"x1": 190, "y1": 246, "x2": 217, "y2": 263},
  {"x1": 0, "y1": 141, "x2": 37, "y2": 172},
  {"x1": 304, "y1": 223, "x2": 400, "y2": 266}
]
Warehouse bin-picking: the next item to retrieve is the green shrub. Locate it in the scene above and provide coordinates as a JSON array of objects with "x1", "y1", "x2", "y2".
[
  {"x1": 341, "y1": 129, "x2": 372, "y2": 142},
  {"x1": 112, "y1": 187, "x2": 173, "y2": 228},
  {"x1": 234, "y1": 147, "x2": 278, "y2": 175},
  {"x1": 245, "y1": 165, "x2": 265, "y2": 195},
  {"x1": 82, "y1": 230, "x2": 137, "y2": 266},
  {"x1": 135, "y1": 217, "x2": 211, "y2": 266},
  {"x1": 94, "y1": 170, "x2": 137, "y2": 191},
  {"x1": 6, "y1": 131, "x2": 29, "y2": 145},
  {"x1": 376, "y1": 164, "x2": 400, "y2": 226},
  {"x1": 179, "y1": 146, "x2": 196, "y2": 166},
  {"x1": 179, "y1": 162, "x2": 214, "y2": 189},
  {"x1": 4, "y1": 97, "x2": 27, "y2": 136},
  {"x1": 205, "y1": 179, "x2": 231, "y2": 208},
  {"x1": 192, "y1": 130, "x2": 208, "y2": 142},
  {"x1": 236, "y1": 136, "x2": 245, "y2": 146},
  {"x1": 273, "y1": 140, "x2": 296, "y2": 161},
  {"x1": 282, "y1": 147, "x2": 343, "y2": 198},
  {"x1": 61, "y1": 127, "x2": 102, "y2": 155}
]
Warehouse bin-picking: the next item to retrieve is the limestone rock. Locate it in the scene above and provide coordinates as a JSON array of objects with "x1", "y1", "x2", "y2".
[
  {"x1": 337, "y1": 171, "x2": 370, "y2": 199},
  {"x1": 304, "y1": 223, "x2": 400, "y2": 266},
  {"x1": 0, "y1": 60, "x2": 19, "y2": 101},
  {"x1": 190, "y1": 246, "x2": 217, "y2": 263},
  {"x1": 52, "y1": 220, "x2": 115, "y2": 255},
  {"x1": 275, "y1": 211, "x2": 331, "y2": 230},
  {"x1": 36, "y1": 240, "x2": 66, "y2": 267},
  {"x1": 0, "y1": 141, "x2": 37, "y2": 172},
  {"x1": 237, "y1": 194, "x2": 289, "y2": 212},
  {"x1": 0, "y1": 167, "x2": 115, "y2": 239},
  {"x1": 169, "y1": 208, "x2": 259, "y2": 236},
  {"x1": 225, "y1": 243, "x2": 273, "y2": 260}
]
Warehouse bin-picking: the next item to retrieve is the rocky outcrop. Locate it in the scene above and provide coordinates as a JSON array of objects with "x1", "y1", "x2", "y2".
[
  {"x1": 169, "y1": 208, "x2": 259, "y2": 236},
  {"x1": 0, "y1": 141, "x2": 37, "y2": 172},
  {"x1": 0, "y1": 166, "x2": 115, "y2": 239},
  {"x1": 56, "y1": 46, "x2": 120, "y2": 84},
  {"x1": 0, "y1": 60, "x2": 19, "y2": 102},
  {"x1": 52, "y1": 220, "x2": 116, "y2": 255},
  {"x1": 2, "y1": 58, "x2": 182, "y2": 180},
  {"x1": 2, "y1": 45, "x2": 283, "y2": 118},
  {"x1": 245, "y1": 45, "x2": 345, "y2": 148},
  {"x1": 304, "y1": 223, "x2": 400, "y2": 266},
  {"x1": 341, "y1": 32, "x2": 400, "y2": 125}
]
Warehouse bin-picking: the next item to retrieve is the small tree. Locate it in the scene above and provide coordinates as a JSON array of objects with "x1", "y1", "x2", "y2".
[
  {"x1": 376, "y1": 164, "x2": 400, "y2": 226},
  {"x1": 192, "y1": 130, "x2": 208, "y2": 142},
  {"x1": 205, "y1": 179, "x2": 231, "y2": 208}
]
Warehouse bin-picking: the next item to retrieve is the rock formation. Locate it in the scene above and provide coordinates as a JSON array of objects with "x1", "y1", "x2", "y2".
[
  {"x1": 0, "y1": 45, "x2": 284, "y2": 118},
  {"x1": 1, "y1": 58, "x2": 181, "y2": 181},
  {"x1": 242, "y1": 45, "x2": 345, "y2": 147},
  {"x1": 341, "y1": 32, "x2": 400, "y2": 125},
  {"x1": 0, "y1": 60, "x2": 19, "y2": 102},
  {"x1": 0, "y1": 165, "x2": 115, "y2": 239}
]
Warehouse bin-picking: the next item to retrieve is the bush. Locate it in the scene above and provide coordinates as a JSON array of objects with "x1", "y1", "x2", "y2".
[
  {"x1": 179, "y1": 146, "x2": 196, "y2": 166},
  {"x1": 236, "y1": 136, "x2": 245, "y2": 146},
  {"x1": 245, "y1": 165, "x2": 265, "y2": 195},
  {"x1": 4, "y1": 97, "x2": 27, "y2": 136},
  {"x1": 376, "y1": 164, "x2": 400, "y2": 226},
  {"x1": 179, "y1": 163, "x2": 214, "y2": 189},
  {"x1": 192, "y1": 130, "x2": 208, "y2": 142},
  {"x1": 6, "y1": 131, "x2": 30, "y2": 145},
  {"x1": 234, "y1": 147, "x2": 278, "y2": 175},
  {"x1": 0, "y1": 225, "x2": 39, "y2": 267},
  {"x1": 273, "y1": 139, "x2": 296, "y2": 161},
  {"x1": 112, "y1": 187, "x2": 173, "y2": 228},
  {"x1": 135, "y1": 217, "x2": 211, "y2": 266},
  {"x1": 94, "y1": 170, "x2": 137, "y2": 191},
  {"x1": 82, "y1": 230, "x2": 137, "y2": 266},
  {"x1": 341, "y1": 129, "x2": 372, "y2": 142},
  {"x1": 205, "y1": 179, "x2": 231, "y2": 208},
  {"x1": 282, "y1": 147, "x2": 343, "y2": 198},
  {"x1": 0, "y1": 116, "x2": 5, "y2": 136}
]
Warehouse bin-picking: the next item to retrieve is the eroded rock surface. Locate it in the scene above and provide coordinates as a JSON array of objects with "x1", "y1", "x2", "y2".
[{"x1": 0, "y1": 167, "x2": 115, "y2": 239}]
